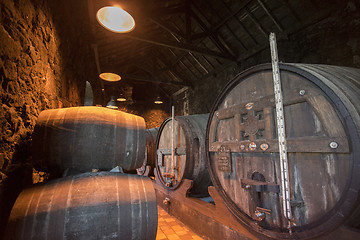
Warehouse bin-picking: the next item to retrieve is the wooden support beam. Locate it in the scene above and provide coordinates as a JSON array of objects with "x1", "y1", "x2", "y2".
[
  {"x1": 279, "y1": 0, "x2": 301, "y2": 22},
  {"x1": 168, "y1": 49, "x2": 199, "y2": 79},
  {"x1": 151, "y1": 17, "x2": 185, "y2": 40},
  {"x1": 185, "y1": 0, "x2": 192, "y2": 42},
  {"x1": 154, "y1": 50, "x2": 194, "y2": 87},
  {"x1": 256, "y1": 0, "x2": 283, "y2": 31},
  {"x1": 190, "y1": 7, "x2": 236, "y2": 58},
  {"x1": 122, "y1": 73, "x2": 190, "y2": 86},
  {"x1": 97, "y1": 32, "x2": 235, "y2": 61},
  {"x1": 149, "y1": 4, "x2": 187, "y2": 17},
  {"x1": 172, "y1": 87, "x2": 189, "y2": 98},
  {"x1": 244, "y1": 6, "x2": 268, "y2": 39},
  {"x1": 190, "y1": 0, "x2": 253, "y2": 40}
]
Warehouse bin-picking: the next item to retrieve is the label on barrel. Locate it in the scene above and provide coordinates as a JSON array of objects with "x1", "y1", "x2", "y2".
[{"x1": 217, "y1": 145, "x2": 232, "y2": 172}]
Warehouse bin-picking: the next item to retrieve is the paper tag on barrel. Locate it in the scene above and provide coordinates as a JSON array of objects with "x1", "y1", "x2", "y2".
[{"x1": 217, "y1": 145, "x2": 232, "y2": 172}]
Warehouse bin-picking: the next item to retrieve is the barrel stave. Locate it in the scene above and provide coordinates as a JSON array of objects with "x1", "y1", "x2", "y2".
[
  {"x1": 156, "y1": 114, "x2": 212, "y2": 196},
  {"x1": 32, "y1": 107, "x2": 146, "y2": 174},
  {"x1": 5, "y1": 172, "x2": 157, "y2": 240}
]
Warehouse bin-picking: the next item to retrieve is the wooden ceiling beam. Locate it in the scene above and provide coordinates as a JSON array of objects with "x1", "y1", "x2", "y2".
[
  {"x1": 190, "y1": 0, "x2": 253, "y2": 40},
  {"x1": 97, "y1": 32, "x2": 235, "y2": 61},
  {"x1": 155, "y1": 50, "x2": 194, "y2": 87},
  {"x1": 218, "y1": 0, "x2": 258, "y2": 45},
  {"x1": 122, "y1": 73, "x2": 190, "y2": 86},
  {"x1": 256, "y1": 0, "x2": 283, "y2": 31},
  {"x1": 189, "y1": 7, "x2": 235, "y2": 58},
  {"x1": 150, "y1": 17, "x2": 185, "y2": 40},
  {"x1": 185, "y1": 0, "x2": 192, "y2": 42},
  {"x1": 244, "y1": 6, "x2": 268, "y2": 39},
  {"x1": 149, "y1": 4, "x2": 186, "y2": 17}
]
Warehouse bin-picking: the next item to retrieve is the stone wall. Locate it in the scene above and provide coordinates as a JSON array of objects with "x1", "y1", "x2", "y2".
[
  {"x1": 118, "y1": 101, "x2": 171, "y2": 129},
  {"x1": 0, "y1": 0, "x2": 95, "y2": 237}
]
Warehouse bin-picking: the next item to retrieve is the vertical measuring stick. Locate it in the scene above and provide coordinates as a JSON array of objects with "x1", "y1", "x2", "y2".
[
  {"x1": 269, "y1": 33, "x2": 292, "y2": 227},
  {"x1": 171, "y1": 105, "x2": 175, "y2": 178}
]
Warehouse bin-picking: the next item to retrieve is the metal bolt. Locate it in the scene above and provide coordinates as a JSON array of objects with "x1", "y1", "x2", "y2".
[
  {"x1": 329, "y1": 141, "x2": 338, "y2": 149},
  {"x1": 245, "y1": 102, "x2": 254, "y2": 110},
  {"x1": 260, "y1": 143, "x2": 269, "y2": 151},
  {"x1": 249, "y1": 142, "x2": 257, "y2": 151},
  {"x1": 254, "y1": 210, "x2": 266, "y2": 222},
  {"x1": 163, "y1": 197, "x2": 170, "y2": 205},
  {"x1": 299, "y1": 90, "x2": 306, "y2": 96}
]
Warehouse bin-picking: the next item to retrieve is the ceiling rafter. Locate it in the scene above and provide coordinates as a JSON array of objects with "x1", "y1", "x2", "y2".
[
  {"x1": 244, "y1": 6, "x2": 269, "y2": 39},
  {"x1": 150, "y1": 17, "x2": 185, "y2": 40},
  {"x1": 256, "y1": 0, "x2": 283, "y2": 31},
  {"x1": 122, "y1": 73, "x2": 190, "y2": 86},
  {"x1": 96, "y1": 31, "x2": 235, "y2": 61},
  {"x1": 168, "y1": 48, "x2": 200, "y2": 79},
  {"x1": 153, "y1": 49, "x2": 193, "y2": 87},
  {"x1": 279, "y1": 0, "x2": 301, "y2": 22},
  {"x1": 189, "y1": 6, "x2": 236, "y2": 59},
  {"x1": 190, "y1": 0, "x2": 253, "y2": 41},
  {"x1": 200, "y1": 0, "x2": 242, "y2": 56},
  {"x1": 185, "y1": 0, "x2": 192, "y2": 42},
  {"x1": 218, "y1": 0, "x2": 258, "y2": 46},
  {"x1": 148, "y1": 4, "x2": 187, "y2": 17}
]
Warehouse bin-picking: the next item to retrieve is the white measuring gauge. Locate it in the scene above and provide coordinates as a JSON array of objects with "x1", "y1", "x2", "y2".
[{"x1": 269, "y1": 33, "x2": 292, "y2": 230}]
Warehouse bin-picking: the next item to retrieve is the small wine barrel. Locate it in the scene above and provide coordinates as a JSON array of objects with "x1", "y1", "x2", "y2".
[
  {"x1": 32, "y1": 106, "x2": 146, "y2": 174},
  {"x1": 5, "y1": 172, "x2": 157, "y2": 240},
  {"x1": 156, "y1": 114, "x2": 212, "y2": 196},
  {"x1": 206, "y1": 63, "x2": 360, "y2": 239},
  {"x1": 137, "y1": 128, "x2": 159, "y2": 176}
]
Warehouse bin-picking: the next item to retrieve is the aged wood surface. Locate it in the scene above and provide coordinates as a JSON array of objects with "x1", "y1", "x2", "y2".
[
  {"x1": 153, "y1": 176, "x2": 360, "y2": 240},
  {"x1": 137, "y1": 127, "x2": 159, "y2": 176},
  {"x1": 207, "y1": 63, "x2": 360, "y2": 239},
  {"x1": 32, "y1": 106, "x2": 146, "y2": 175},
  {"x1": 156, "y1": 114, "x2": 212, "y2": 195},
  {"x1": 6, "y1": 172, "x2": 158, "y2": 240}
]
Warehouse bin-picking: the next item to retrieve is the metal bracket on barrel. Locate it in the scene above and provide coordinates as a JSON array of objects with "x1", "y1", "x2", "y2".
[
  {"x1": 217, "y1": 145, "x2": 232, "y2": 173},
  {"x1": 241, "y1": 179, "x2": 280, "y2": 193}
]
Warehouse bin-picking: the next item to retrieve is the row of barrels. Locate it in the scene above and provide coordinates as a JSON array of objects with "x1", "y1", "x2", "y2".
[
  {"x1": 138, "y1": 63, "x2": 360, "y2": 239},
  {"x1": 6, "y1": 107, "x2": 158, "y2": 240},
  {"x1": 6, "y1": 63, "x2": 360, "y2": 240}
]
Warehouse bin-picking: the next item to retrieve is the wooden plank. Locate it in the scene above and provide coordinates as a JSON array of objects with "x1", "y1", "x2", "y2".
[{"x1": 209, "y1": 136, "x2": 349, "y2": 153}]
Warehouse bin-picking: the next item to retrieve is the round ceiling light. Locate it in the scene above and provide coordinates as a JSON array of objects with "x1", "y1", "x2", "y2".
[
  {"x1": 117, "y1": 97, "x2": 126, "y2": 102},
  {"x1": 154, "y1": 97, "x2": 163, "y2": 104},
  {"x1": 96, "y1": 6, "x2": 135, "y2": 33},
  {"x1": 106, "y1": 96, "x2": 119, "y2": 109},
  {"x1": 99, "y1": 72, "x2": 121, "y2": 82}
]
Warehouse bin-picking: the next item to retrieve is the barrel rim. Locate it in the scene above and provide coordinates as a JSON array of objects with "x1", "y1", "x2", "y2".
[
  {"x1": 205, "y1": 63, "x2": 360, "y2": 239},
  {"x1": 137, "y1": 128, "x2": 159, "y2": 176}
]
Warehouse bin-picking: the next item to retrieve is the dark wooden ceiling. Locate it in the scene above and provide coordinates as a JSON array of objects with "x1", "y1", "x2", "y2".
[{"x1": 86, "y1": 0, "x2": 341, "y2": 104}]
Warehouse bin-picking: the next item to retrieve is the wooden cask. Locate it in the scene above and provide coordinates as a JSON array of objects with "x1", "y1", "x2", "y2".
[
  {"x1": 156, "y1": 114, "x2": 212, "y2": 196},
  {"x1": 206, "y1": 63, "x2": 360, "y2": 239},
  {"x1": 137, "y1": 128, "x2": 159, "y2": 176},
  {"x1": 32, "y1": 106, "x2": 146, "y2": 174},
  {"x1": 5, "y1": 172, "x2": 157, "y2": 240}
]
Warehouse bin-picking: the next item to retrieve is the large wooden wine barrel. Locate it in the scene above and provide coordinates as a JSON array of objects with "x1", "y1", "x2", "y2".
[
  {"x1": 156, "y1": 114, "x2": 212, "y2": 196},
  {"x1": 32, "y1": 106, "x2": 146, "y2": 174},
  {"x1": 5, "y1": 172, "x2": 157, "y2": 240},
  {"x1": 206, "y1": 63, "x2": 360, "y2": 239},
  {"x1": 137, "y1": 128, "x2": 159, "y2": 176}
]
